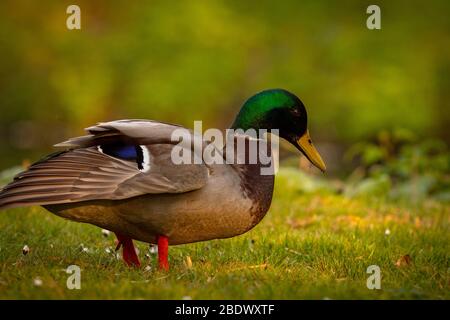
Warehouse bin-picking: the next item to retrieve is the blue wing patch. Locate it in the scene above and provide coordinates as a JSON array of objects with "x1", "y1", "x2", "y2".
[{"x1": 100, "y1": 144, "x2": 138, "y2": 160}]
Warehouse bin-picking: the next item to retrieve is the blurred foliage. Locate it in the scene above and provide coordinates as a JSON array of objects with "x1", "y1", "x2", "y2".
[
  {"x1": 0, "y1": 166, "x2": 22, "y2": 187},
  {"x1": 0, "y1": 0, "x2": 449, "y2": 169},
  {"x1": 276, "y1": 167, "x2": 336, "y2": 195},
  {"x1": 344, "y1": 129, "x2": 450, "y2": 202}
]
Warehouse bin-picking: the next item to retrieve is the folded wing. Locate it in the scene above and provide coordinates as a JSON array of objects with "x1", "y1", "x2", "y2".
[{"x1": 0, "y1": 120, "x2": 210, "y2": 209}]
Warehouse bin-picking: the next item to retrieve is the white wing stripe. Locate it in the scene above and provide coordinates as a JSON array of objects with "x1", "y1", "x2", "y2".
[{"x1": 140, "y1": 145, "x2": 151, "y2": 172}]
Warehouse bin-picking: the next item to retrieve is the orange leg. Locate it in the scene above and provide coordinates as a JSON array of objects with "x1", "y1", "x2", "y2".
[
  {"x1": 115, "y1": 233, "x2": 141, "y2": 267},
  {"x1": 157, "y1": 235, "x2": 169, "y2": 271}
]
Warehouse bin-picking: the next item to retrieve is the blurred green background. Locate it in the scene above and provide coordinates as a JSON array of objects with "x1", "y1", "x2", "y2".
[
  {"x1": 0, "y1": 1, "x2": 448, "y2": 300},
  {"x1": 0, "y1": 0, "x2": 449, "y2": 175}
]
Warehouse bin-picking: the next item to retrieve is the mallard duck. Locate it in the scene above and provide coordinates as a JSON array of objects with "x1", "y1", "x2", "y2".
[{"x1": 0, "y1": 89, "x2": 325, "y2": 270}]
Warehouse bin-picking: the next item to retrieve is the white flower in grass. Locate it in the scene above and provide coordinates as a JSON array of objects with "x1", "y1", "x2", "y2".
[
  {"x1": 79, "y1": 243, "x2": 90, "y2": 253},
  {"x1": 33, "y1": 277, "x2": 43, "y2": 287},
  {"x1": 149, "y1": 244, "x2": 158, "y2": 254},
  {"x1": 22, "y1": 245, "x2": 30, "y2": 255},
  {"x1": 385, "y1": 229, "x2": 391, "y2": 235},
  {"x1": 101, "y1": 229, "x2": 110, "y2": 237},
  {"x1": 182, "y1": 296, "x2": 192, "y2": 300}
]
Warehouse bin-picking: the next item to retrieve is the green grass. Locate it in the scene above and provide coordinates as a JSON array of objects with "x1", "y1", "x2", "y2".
[{"x1": 0, "y1": 169, "x2": 448, "y2": 299}]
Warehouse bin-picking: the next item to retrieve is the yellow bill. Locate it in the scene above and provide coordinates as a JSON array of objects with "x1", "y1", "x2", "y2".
[{"x1": 297, "y1": 130, "x2": 326, "y2": 172}]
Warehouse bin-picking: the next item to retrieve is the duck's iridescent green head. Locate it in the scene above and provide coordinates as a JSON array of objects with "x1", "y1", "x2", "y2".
[{"x1": 231, "y1": 89, "x2": 326, "y2": 172}]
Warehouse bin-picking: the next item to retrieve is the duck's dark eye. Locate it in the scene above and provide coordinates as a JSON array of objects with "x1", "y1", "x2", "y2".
[{"x1": 291, "y1": 108, "x2": 301, "y2": 116}]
